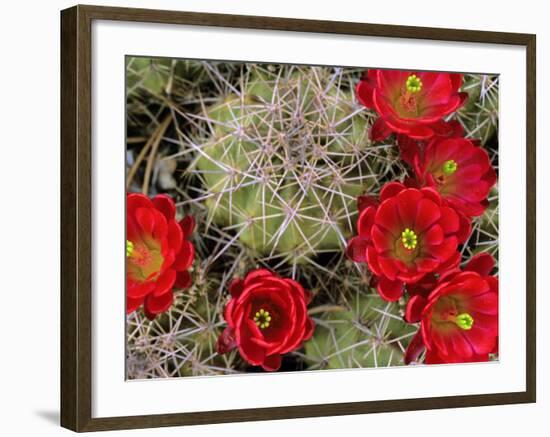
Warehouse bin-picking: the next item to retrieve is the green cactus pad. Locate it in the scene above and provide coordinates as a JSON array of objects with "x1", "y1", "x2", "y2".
[{"x1": 192, "y1": 66, "x2": 379, "y2": 259}]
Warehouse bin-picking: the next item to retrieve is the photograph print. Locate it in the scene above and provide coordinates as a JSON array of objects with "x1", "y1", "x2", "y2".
[{"x1": 125, "y1": 59, "x2": 499, "y2": 378}]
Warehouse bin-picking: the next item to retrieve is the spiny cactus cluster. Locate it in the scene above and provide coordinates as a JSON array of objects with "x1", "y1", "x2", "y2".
[
  {"x1": 125, "y1": 58, "x2": 499, "y2": 378},
  {"x1": 187, "y1": 65, "x2": 390, "y2": 263}
]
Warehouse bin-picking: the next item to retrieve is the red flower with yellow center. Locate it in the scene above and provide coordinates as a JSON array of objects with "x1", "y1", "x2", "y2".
[
  {"x1": 126, "y1": 193, "x2": 195, "y2": 320},
  {"x1": 412, "y1": 136, "x2": 497, "y2": 217},
  {"x1": 346, "y1": 182, "x2": 470, "y2": 301},
  {"x1": 356, "y1": 69, "x2": 468, "y2": 141},
  {"x1": 404, "y1": 253, "x2": 499, "y2": 364},
  {"x1": 216, "y1": 269, "x2": 315, "y2": 372}
]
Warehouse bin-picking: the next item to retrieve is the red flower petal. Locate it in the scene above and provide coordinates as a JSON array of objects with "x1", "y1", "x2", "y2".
[
  {"x1": 303, "y1": 318, "x2": 315, "y2": 341},
  {"x1": 152, "y1": 194, "x2": 176, "y2": 220},
  {"x1": 428, "y1": 236, "x2": 458, "y2": 261},
  {"x1": 144, "y1": 291, "x2": 173, "y2": 320},
  {"x1": 229, "y1": 278, "x2": 245, "y2": 298},
  {"x1": 179, "y1": 215, "x2": 196, "y2": 238},
  {"x1": 380, "y1": 181, "x2": 406, "y2": 202},
  {"x1": 355, "y1": 79, "x2": 375, "y2": 108},
  {"x1": 216, "y1": 327, "x2": 237, "y2": 355},
  {"x1": 243, "y1": 269, "x2": 273, "y2": 287},
  {"x1": 436, "y1": 251, "x2": 461, "y2": 274},
  {"x1": 404, "y1": 330, "x2": 425, "y2": 364},
  {"x1": 422, "y1": 225, "x2": 444, "y2": 246},
  {"x1": 370, "y1": 117, "x2": 393, "y2": 141},
  {"x1": 173, "y1": 241, "x2": 195, "y2": 270},
  {"x1": 415, "y1": 257, "x2": 440, "y2": 273},
  {"x1": 449, "y1": 73, "x2": 463, "y2": 91},
  {"x1": 167, "y1": 220, "x2": 183, "y2": 254},
  {"x1": 127, "y1": 280, "x2": 156, "y2": 299},
  {"x1": 397, "y1": 135, "x2": 422, "y2": 166},
  {"x1": 375, "y1": 201, "x2": 400, "y2": 235},
  {"x1": 378, "y1": 256, "x2": 401, "y2": 281},
  {"x1": 406, "y1": 124, "x2": 435, "y2": 140},
  {"x1": 357, "y1": 207, "x2": 376, "y2": 237},
  {"x1": 414, "y1": 198, "x2": 441, "y2": 233},
  {"x1": 346, "y1": 236, "x2": 369, "y2": 263},
  {"x1": 377, "y1": 277, "x2": 404, "y2": 301},
  {"x1": 262, "y1": 354, "x2": 282, "y2": 372},
  {"x1": 396, "y1": 189, "x2": 423, "y2": 227},
  {"x1": 150, "y1": 209, "x2": 168, "y2": 241},
  {"x1": 366, "y1": 246, "x2": 382, "y2": 276},
  {"x1": 152, "y1": 269, "x2": 177, "y2": 297},
  {"x1": 464, "y1": 253, "x2": 495, "y2": 276},
  {"x1": 419, "y1": 187, "x2": 442, "y2": 206},
  {"x1": 449, "y1": 332, "x2": 475, "y2": 358},
  {"x1": 127, "y1": 193, "x2": 153, "y2": 215},
  {"x1": 456, "y1": 212, "x2": 472, "y2": 243},
  {"x1": 438, "y1": 206, "x2": 460, "y2": 234},
  {"x1": 468, "y1": 293, "x2": 499, "y2": 316},
  {"x1": 236, "y1": 319, "x2": 267, "y2": 366},
  {"x1": 405, "y1": 295, "x2": 427, "y2": 323},
  {"x1": 371, "y1": 226, "x2": 393, "y2": 253},
  {"x1": 357, "y1": 195, "x2": 378, "y2": 213},
  {"x1": 135, "y1": 207, "x2": 155, "y2": 235},
  {"x1": 126, "y1": 295, "x2": 144, "y2": 314},
  {"x1": 175, "y1": 270, "x2": 192, "y2": 289}
]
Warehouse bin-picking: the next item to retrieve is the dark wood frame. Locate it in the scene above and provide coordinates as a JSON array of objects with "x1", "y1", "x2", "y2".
[{"x1": 60, "y1": 4, "x2": 537, "y2": 432}]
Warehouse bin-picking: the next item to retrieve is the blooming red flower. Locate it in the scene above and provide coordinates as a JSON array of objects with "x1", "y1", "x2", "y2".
[
  {"x1": 404, "y1": 253, "x2": 498, "y2": 364},
  {"x1": 126, "y1": 193, "x2": 195, "y2": 320},
  {"x1": 396, "y1": 119, "x2": 465, "y2": 167},
  {"x1": 412, "y1": 136, "x2": 497, "y2": 217},
  {"x1": 217, "y1": 269, "x2": 315, "y2": 372},
  {"x1": 347, "y1": 182, "x2": 470, "y2": 301},
  {"x1": 356, "y1": 69, "x2": 467, "y2": 141}
]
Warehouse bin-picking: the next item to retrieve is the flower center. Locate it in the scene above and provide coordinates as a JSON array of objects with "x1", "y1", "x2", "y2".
[
  {"x1": 455, "y1": 312, "x2": 474, "y2": 330},
  {"x1": 398, "y1": 75, "x2": 423, "y2": 115},
  {"x1": 126, "y1": 240, "x2": 134, "y2": 257},
  {"x1": 126, "y1": 239, "x2": 164, "y2": 282},
  {"x1": 401, "y1": 228, "x2": 418, "y2": 250},
  {"x1": 442, "y1": 159, "x2": 458, "y2": 176},
  {"x1": 406, "y1": 74, "x2": 423, "y2": 93},
  {"x1": 254, "y1": 308, "x2": 272, "y2": 329}
]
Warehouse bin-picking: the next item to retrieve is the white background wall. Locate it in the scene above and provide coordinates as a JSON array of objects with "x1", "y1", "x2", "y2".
[{"x1": 0, "y1": 0, "x2": 546, "y2": 435}]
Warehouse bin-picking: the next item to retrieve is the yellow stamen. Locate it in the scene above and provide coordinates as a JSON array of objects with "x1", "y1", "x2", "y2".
[
  {"x1": 406, "y1": 74, "x2": 423, "y2": 93},
  {"x1": 442, "y1": 159, "x2": 458, "y2": 176},
  {"x1": 455, "y1": 313, "x2": 474, "y2": 330},
  {"x1": 401, "y1": 228, "x2": 418, "y2": 250},
  {"x1": 253, "y1": 308, "x2": 271, "y2": 329},
  {"x1": 126, "y1": 240, "x2": 134, "y2": 257}
]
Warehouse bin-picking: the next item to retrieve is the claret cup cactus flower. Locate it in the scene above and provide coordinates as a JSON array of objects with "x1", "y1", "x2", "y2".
[
  {"x1": 356, "y1": 69, "x2": 468, "y2": 141},
  {"x1": 126, "y1": 193, "x2": 195, "y2": 320}
]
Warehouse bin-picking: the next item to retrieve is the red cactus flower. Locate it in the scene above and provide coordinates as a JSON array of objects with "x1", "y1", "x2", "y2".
[
  {"x1": 404, "y1": 253, "x2": 498, "y2": 364},
  {"x1": 356, "y1": 69, "x2": 468, "y2": 141},
  {"x1": 396, "y1": 119, "x2": 465, "y2": 167},
  {"x1": 347, "y1": 182, "x2": 470, "y2": 301},
  {"x1": 126, "y1": 193, "x2": 195, "y2": 320},
  {"x1": 412, "y1": 136, "x2": 497, "y2": 217},
  {"x1": 217, "y1": 269, "x2": 314, "y2": 372}
]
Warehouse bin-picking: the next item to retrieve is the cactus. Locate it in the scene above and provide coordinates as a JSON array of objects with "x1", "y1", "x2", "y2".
[
  {"x1": 457, "y1": 74, "x2": 499, "y2": 146},
  {"x1": 304, "y1": 290, "x2": 416, "y2": 369},
  {"x1": 187, "y1": 65, "x2": 384, "y2": 261}
]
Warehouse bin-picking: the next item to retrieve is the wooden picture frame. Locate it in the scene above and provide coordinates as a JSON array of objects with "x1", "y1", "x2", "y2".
[{"x1": 60, "y1": 4, "x2": 536, "y2": 432}]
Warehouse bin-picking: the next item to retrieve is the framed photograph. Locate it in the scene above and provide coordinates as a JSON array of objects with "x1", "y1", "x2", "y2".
[{"x1": 60, "y1": 4, "x2": 536, "y2": 432}]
